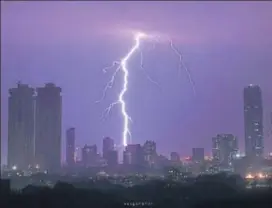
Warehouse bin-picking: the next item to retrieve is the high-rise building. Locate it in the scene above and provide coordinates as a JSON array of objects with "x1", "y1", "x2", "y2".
[
  {"x1": 82, "y1": 145, "x2": 98, "y2": 167},
  {"x1": 66, "y1": 128, "x2": 75, "y2": 167},
  {"x1": 170, "y1": 152, "x2": 180, "y2": 163},
  {"x1": 123, "y1": 144, "x2": 144, "y2": 166},
  {"x1": 192, "y1": 148, "x2": 205, "y2": 162},
  {"x1": 102, "y1": 137, "x2": 114, "y2": 158},
  {"x1": 107, "y1": 150, "x2": 118, "y2": 166},
  {"x1": 157, "y1": 155, "x2": 170, "y2": 167},
  {"x1": 244, "y1": 85, "x2": 264, "y2": 158},
  {"x1": 35, "y1": 83, "x2": 62, "y2": 172},
  {"x1": 143, "y1": 141, "x2": 157, "y2": 167},
  {"x1": 7, "y1": 83, "x2": 35, "y2": 170},
  {"x1": 74, "y1": 147, "x2": 81, "y2": 162},
  {"x1": 212, "y1": 134, "x2": 238, "y2": 167}
]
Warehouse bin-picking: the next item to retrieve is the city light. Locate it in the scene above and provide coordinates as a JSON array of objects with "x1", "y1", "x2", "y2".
[
  {"x1": 245, "y1": 173, "x2": 269, "y2": 179},
  {"x1": 258, "y1": 173, "x2": 265, "y2": 179},
  {"x1": 245, "y1": 173, "x2": 254, "y2": 179}
]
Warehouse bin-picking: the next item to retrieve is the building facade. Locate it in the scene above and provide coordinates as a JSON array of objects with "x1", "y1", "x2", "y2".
[
  {"x1": 143, "y1": 141, "x2": 157, "y2": 167},
  {"x1": 82, "y1": 145, "x2": 98, "y2": 167},
  {"x1": 192, "y1": 148, "x2": 205, "y2": 162},
  {"x1": 170, "y1": 152, "x2": 180, "y2": 166},
  {"x1": 102, "y1": 137, "x2": 114, "y2": 158},
  {"x1": 212, "y1": 134, "x2": 238, "y2": 168},
  {"x1": 107, "y1": 150, "x2": 118, "y2": 166},
  {"x1": 123, "y1": 144, "x2": 144, "y2": 166},
  {"x1": 66, "y1": 128, "x2": 75, "y2": 167},
  {"x1": 35, "y1": 83, "x2": 62, "y2": 172},
  {"x1": 8, "y1": 83, "x2": 35, "y2": 170},
  {"x1": 244, "y1": 85, "x2": 264, "y2": 158}
]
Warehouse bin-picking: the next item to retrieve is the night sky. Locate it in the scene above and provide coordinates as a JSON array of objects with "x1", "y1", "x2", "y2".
[{"x1": 1, "y1": 1, "x2": 272, "y2": 164}]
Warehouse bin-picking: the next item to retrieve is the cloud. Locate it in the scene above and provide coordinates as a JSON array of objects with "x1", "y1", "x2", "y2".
[{"x1": 2, "y1": 1, "x2": 272, "y2": 47}]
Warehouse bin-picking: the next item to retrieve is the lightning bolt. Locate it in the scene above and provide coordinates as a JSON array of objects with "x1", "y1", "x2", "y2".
[
  {"x1": 119, "y1": 32, "x2": 151, "y2": 146},
  {"x1": 169, "y1": 39, "x2": 196, "y2": 95},
  {"x1": 96, "y1": 61, "x2": 121, "y2": 104},
  {"x1": 140, "y1": 50, "x2": 161, "y2": 90},
  {"x1": 98, "y1": 32, "x2": 147, "y2": 146},
  {"x1": 97, "y1": 31, "x2": 195, "y2": 148}
]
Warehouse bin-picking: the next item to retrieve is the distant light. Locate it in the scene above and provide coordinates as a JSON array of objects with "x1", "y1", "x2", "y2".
[
  {"x1": 35, "y1": 164, "x2": 40, "y2": 169},
  {"x1": 245, "y1": 173, "x2": 254, "y2": 179},
  {"x1": 258, "y1": 173, "x2": 265, "y2": 179},
  {"x1": 249, "y1": 84, "x2": 257, "y2": 87},
  {"x1": 236, "y1": 153, "x2": 241, "y2": 158},
  {"x1": 12, "y1": 165, "x2": 17, "y2": 171}
]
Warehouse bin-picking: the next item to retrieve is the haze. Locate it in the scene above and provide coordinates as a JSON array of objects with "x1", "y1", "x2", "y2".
[{"x1": 1, "y1": 1, "x2": 272, "y2": 164}]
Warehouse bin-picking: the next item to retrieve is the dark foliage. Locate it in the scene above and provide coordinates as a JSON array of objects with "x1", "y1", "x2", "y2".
[{"x1": 1, "y1": 174, "x2": 272, "y2": 208}]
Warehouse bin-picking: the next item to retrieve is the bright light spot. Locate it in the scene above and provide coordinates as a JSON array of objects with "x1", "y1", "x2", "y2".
[
  {"x1": 35, "y1": 164, "x2": 40, "y2": 169},
  {"x1": 246, "y1": 173, "x2": 254, "y2": 179},
  {"x1": 258, "y1": 173, "x2": 265, "y2": 178},
  {"x1": 12, "y1": 165, "x2": 17, "y2": 171}
]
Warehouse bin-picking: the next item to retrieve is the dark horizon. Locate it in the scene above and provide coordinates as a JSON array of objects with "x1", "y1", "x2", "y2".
[{"x1": 1, "y1": 1, "x2": 272, "y2": 164}]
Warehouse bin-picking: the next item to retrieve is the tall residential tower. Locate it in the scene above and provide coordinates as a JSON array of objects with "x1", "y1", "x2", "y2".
[
  {"x1": 35, "y1": 83, "x2": 62, "y2": 172},
  {"x1": 212, "y1": 134, "x2": 238, "y2": 168},
  {"x1": 8, "y1": 82, "x2": 35, "y2": 170},
  {"x1": 66, "y1": 128, "x2": 75, "y2": 167},
  {"x1": 244, "y1": 85, "x2": 264, "y2": 158},
  {"x1": 102, "y1": 137, "x2": 117, "y2": 166},
  {"x1": 143, "y1": 141, "x2": 157, "y2": 167},
  {"x1": 102, "y1": 137, "x2": 114, "y2": 159}
]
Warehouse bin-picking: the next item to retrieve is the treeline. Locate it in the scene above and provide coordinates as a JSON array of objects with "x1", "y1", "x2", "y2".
[{"x1": 1, "y1": 174, "x2": 272, "y2": 208}]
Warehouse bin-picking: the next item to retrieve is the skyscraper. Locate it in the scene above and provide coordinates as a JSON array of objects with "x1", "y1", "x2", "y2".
[
  {"x1": 123, "y1": 144, "x2": 144, "y2": 166},
  {"x1": 107, "y1": 150, "x2": 118, "y2": 167},
  {"x1": 170, "y1": 152, "x2": 180, "y2": 162},
  {"x1": 143, "y1": 140, "x2": 157, "y2": 167},
  {"x1": 192, "y1": 148, "x2": 205, "y2": 162},
  {"x1": 82, "y1": 145, "x2": 98, "y2": 167},
  {"x1": 74, "y1": 147, "x2": 81, "y2": 162},
  {"x1": 35, "y1": 83, "x2": 62, "y2": 172},
  {"x1": 212, "y1": 134, "x2": 238, "y2": 168},
  {"x1": 102, "y1": 137, "x2": 114, "y2": 158},
  {"x1": 102, "y1": 137, "x2": 117, "y2": 166},
  {"x1": 66, "y1": 128, "x2": 75, "y2": 167},
  {"x1": 8, "y1": 82, "x2": 35, "y2": 170},
  {"x1": 244, "y1": 85, "x2": 264, "y2": 158}
]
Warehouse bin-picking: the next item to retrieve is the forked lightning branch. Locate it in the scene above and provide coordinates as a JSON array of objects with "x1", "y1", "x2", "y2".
[{"x1": 96, "y1": 31, "x2": 195, "y2": 148}]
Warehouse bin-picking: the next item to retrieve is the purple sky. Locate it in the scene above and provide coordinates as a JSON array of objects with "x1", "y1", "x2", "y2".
[{"x1": 1, "y1": 1, "x2": 272, "y2": 163}]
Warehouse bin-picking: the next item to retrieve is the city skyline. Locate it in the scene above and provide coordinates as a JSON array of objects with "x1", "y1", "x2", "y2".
[
  {"x1": 2, "y1": 2, "x2": 272, "y2": 164},
  {"x1": 2, "y1": 81, "x2": 271, "y2": 166}
]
